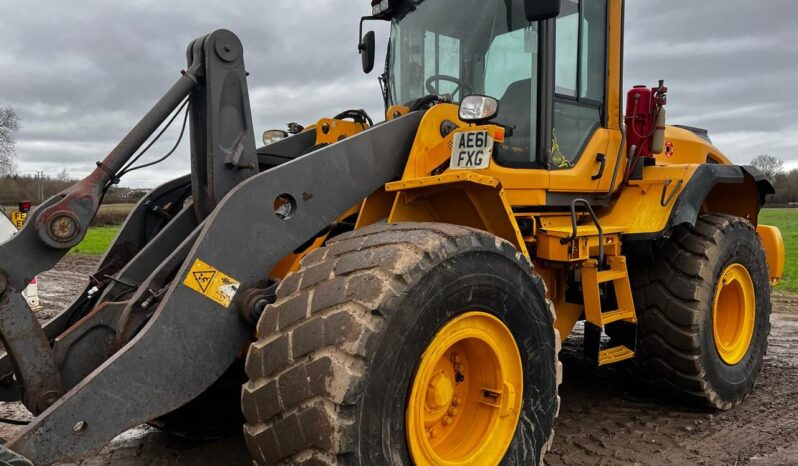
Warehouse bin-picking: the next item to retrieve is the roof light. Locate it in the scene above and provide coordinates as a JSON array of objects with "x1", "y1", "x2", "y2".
[{"x1": 371, "y1": 0, "x2": 391, "y2": 16}]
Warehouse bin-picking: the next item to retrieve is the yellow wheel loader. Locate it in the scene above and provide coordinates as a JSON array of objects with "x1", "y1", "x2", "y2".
[{"x1": 0, "y1": 0, "x2": 785, "y2": 464}]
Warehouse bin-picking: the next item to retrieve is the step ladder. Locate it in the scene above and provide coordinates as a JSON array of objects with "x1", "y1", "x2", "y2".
[{"x1": 581, "y1": 256, "x2": 637, "y2": 366}]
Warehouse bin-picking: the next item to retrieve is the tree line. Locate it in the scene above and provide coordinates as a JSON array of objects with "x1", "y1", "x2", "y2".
[
  {"x1": 750, "y1": 155, "x2": 796, "y2": 206},
  {"x1": 1, "y1": 102, "x2": 796, "y2": 207},
  {"x1": 0, "y1": 172, "x2": 145, "y2": 206}
]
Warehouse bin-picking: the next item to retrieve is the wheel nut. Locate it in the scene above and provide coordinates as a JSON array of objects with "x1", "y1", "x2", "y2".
[
  {"x1": 452, "y1": 396, "x2": 462, "y2": 406},
  {"x1": 450, "y1": 353, "x2": 461, "y2": 364},
  {"x1": 430, "y1": 428, "x2": 438, "y2": 438},
  {"x1": 448, "y1": 407, "x2": 459, "y2": 416},
  {"x1": 454, "y1": 363, "x2": 463, "y2": 372},
  {"x1": 442, "y1": 416, "x2": 452, "y2": 426}
]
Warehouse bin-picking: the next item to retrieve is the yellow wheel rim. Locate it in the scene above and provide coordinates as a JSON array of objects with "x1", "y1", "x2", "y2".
[
  {"x1": 406, "y1": 312, "x2": 523, "y2": 466},
  {"x1": 712, "y1": 263, "x2": 756, "y2": 365}
]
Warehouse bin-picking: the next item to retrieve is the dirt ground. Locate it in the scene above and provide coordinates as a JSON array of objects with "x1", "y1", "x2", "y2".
[{"x1": 1, "y1": 255, "x2": 796, "y2": 465}]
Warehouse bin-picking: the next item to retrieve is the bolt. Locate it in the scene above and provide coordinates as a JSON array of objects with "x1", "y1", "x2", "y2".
[
  {"x1": 442, "y1": 416, "x2": 452, "y2": 426},
  {"x1": 452, "y1": 396, "x2": 462, "y2": 406},
  {"x1": 429, "y1": 428, "x2": 438, "y2": 438},
  {"x1": 448, "y1": 407, "x2": 459, "y2": 416},
  {"x1": 73, "y1": 420, "x2": 87, "y2": 433},
  {"x1": 450, "y1": 353, "x2": 461, "y2": 364},
  {"x1": 49, "y1": 215, "x2": 78, "y2": 242}
]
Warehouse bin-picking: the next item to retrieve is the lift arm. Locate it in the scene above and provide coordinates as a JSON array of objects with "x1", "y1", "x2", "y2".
[{"x1": 0, "y1": 29, "x2": 423, "y2": 464}]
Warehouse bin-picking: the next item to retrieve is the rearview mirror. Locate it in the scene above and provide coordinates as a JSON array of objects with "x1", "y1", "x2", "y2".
[
  {"x1": 359, "y1": 30, "x2": 376, "y2": 74},
  {"x1": 524, "y1": 0, "x2": 560, "y2": 21}
]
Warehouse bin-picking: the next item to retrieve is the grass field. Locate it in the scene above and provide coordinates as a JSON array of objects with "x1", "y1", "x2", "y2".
[
  {"x1": 69, "y1": 227, "x2": 119, "y2": 255},
  {"x1": 66, "y1": 209, "x2": 795, "y2": 291},
  {"x1": 760, "y1": 208, "x2": 797, "y2": 292}
]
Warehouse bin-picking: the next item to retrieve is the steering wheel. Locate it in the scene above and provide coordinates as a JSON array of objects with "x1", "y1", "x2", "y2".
[{"x1": 425, "y1": 74, "x2": 475, "y2": 99}]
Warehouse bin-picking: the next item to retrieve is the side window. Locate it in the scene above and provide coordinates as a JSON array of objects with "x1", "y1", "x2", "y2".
[
  {"x1": 555, "y1": 0, "x2": 579, "y2": 97},
  {"x1": 552, "y1": 0, "x2": 607, "y2": 169}
]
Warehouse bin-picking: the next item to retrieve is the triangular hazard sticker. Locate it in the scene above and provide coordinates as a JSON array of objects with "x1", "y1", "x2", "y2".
[{"x1": 191, "y1": 270, "x2": 216, "y2": 293}]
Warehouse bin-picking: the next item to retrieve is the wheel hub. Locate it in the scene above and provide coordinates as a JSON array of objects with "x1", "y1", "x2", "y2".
[
  {"x1": 712, "y1": 263, "x2": 756, "y2": 365},
  {"x1": 407, "y1": 312, "x2": 523, "y2": 466}
]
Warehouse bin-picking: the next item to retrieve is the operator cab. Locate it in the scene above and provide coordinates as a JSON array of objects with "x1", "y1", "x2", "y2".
[{"x1": 364, "y1": 0, "x2": 608, "y2": 172}]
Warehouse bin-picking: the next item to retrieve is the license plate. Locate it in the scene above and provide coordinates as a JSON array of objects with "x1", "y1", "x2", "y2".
[{"x1": 450, "y1": 131, "x2": 493, "y2": 170}]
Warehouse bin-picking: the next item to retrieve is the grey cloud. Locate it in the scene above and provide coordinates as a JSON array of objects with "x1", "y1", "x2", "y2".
[{"x1": 1, "y1": 0, "x2": 796, "y2": 186}]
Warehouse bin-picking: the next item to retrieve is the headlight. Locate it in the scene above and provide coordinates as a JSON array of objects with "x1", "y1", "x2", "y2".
[
  {"x1": 263, "y1": 129, "x2": 289, "y2": 146},
  {"x1": 458, "y1": 95, "x2": 500, "y2": 123}
]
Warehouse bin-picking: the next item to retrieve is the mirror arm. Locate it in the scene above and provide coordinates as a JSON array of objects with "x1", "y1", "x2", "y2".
[{"x1": 358, "y1": 15, "x2": 378, "y2": 51}]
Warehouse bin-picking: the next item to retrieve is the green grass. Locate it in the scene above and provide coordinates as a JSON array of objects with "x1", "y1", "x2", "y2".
[
  {"x1": 70, "y1": 227, "x2": 119, "y2": 255},
  {"x1": 759, "y1": 208, "x2": 797, "y2": 292},
  {"x1": 64, "y1": 209, "x2": 796, "y2": 290}
]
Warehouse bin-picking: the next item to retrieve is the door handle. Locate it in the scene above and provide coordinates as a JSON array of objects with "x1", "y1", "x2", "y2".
[{"x1": 592, "y1": 153, "x2": 607, "y2": 180}]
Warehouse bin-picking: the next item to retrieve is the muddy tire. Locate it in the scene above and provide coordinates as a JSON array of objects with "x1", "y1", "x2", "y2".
[
  {"x1": 242, "y1": 223, "x2": 561, "y2": 465},
  {"x1": 629, "y1": 214, "x2": 771, "y2": 409}
]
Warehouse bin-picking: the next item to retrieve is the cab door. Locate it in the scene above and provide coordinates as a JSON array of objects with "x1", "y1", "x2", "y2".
[{"x1": 547, "y1": 0, "x2": 618, "y2": 196}]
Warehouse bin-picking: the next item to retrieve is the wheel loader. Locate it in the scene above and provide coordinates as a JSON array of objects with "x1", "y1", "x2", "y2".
[{"x1": 0, "y1": 0, "x2": 786, "y2": 464}]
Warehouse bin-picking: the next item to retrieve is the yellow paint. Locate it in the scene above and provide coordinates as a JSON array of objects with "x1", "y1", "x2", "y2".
[
  {"x1": 386, "y1": 104, "x2": 410, "y2": 121},
  {"x1": 658, "y1": 126, "x2": 732, "y2": 166},
  {"x1": 606, "y1": 0, "x2": 623, "y2": 131},
  {"x1": 712, "y1": 264, "x2": 756, "y2": 365},
  {"x1": 10, "y1": 211, "x2": 26, "y2": 229},
  {"x1": 183, "y1": 258, "x2": 241, "y2": 308},
  {"x1": 406, "y1": 312, "x2": 522, "y2": 466},
  {"x1": 386, "y1": 173, "x2": 528, "y2": 257},
  {"x1": 313, "y1": 118, "x2": 368, "y2": 145},
  {"x1": 599, "y1": 164, "x2": 698, "y2": 235},
  {"x1": 581, "y1": 257, "x2": 637, "y2": 330},
  {"x1": 757, "y1": 225, "x2": 785, "y2": 284}
]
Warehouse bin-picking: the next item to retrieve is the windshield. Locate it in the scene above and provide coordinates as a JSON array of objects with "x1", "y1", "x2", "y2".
[
  {"x1": 388, "y1": 0, "x2": 539, "y2": 165},
  {"x1": 388, "y1": 0, "x2": 536, "y2": 104}
]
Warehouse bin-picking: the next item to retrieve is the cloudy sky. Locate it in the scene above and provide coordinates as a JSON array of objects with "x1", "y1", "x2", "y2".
[{"x1": 2, "y1": 0, "x2": 797, "y2": 188}]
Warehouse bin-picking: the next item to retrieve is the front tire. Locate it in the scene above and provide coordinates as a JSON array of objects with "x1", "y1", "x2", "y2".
[
  {"x1": 242, "y1": 223, "x2": 561, "y2": 465},
  {"x1": 629, "y1": 214, "x2": 772, "y2": 409}
]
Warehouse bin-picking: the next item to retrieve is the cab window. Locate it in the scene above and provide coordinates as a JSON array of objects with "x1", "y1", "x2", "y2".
[
  {"x1": 551, "y1": 0, "x2": 607, "y2": 170},
  {"x1": 484, "y1": 27, "x2": 539, "y2": 166}
]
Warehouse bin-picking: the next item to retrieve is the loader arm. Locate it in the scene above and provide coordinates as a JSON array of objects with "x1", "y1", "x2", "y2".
[{"x1": 0, "y1": 29, "x2": 423, "y2": 464}]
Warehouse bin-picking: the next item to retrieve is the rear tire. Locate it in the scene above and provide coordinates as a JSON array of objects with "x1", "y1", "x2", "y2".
[
  {"x1": 628, "y1": 214, "x2": 771, "y2": 409},
  {"x1": 242, "y1": 223, "x2": 561, "y2": 465}
]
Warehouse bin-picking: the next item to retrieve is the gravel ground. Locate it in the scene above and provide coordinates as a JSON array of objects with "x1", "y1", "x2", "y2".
[{"x1": 1, "y1": 255, "x2": 796, "y2": 465}]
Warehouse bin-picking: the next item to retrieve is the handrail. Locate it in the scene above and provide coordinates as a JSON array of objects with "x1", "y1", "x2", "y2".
[{"x1": 560, "y1": 198, "x2": 605, "y2": 267}]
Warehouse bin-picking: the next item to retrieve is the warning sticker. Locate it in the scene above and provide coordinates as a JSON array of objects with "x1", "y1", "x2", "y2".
[
  {"x1": 183, "y1": 258, "x2": 240, "y2": 308},
  {"x1": 10, "y1": 211, "x2": 27, "y2": 229}
]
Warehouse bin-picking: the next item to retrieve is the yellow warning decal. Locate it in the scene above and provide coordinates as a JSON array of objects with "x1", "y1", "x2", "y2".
[
  {"x1": 183, "y1": 258, "x2": 240, "y2": 308},
  {"x1": 10, "y1": 211, "x2": 27, "y2": 229}
]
